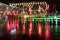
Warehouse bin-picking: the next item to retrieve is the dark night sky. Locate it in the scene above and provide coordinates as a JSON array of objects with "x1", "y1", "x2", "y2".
[{"x1": 0, "y1": 0, "x2": 59, "y2": 4}]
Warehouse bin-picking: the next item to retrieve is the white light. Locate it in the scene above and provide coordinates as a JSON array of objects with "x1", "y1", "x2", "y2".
[
  {"x1": 32, "y1": 19, "x2": 34, "y2": 21},
  {"x1": 42, "y1": 2, "x2": 44, "y2": 4},
  {"x1": 33, "y1": 2, "x2": 34, "y2": 4},
  {"x1": 20, "y1": 3, "x2": 21, "y2": 5},
  {"x1": 26, "y1": 3, "x2": 28, "y2": 4},
  {"x1": 13, "y1": 4, "x2": 15, "y2": 5},
  {"x1": 11, "y1": 28, "x2": 16, "y2": 35},
  {"x1": 40, "y1": 2, "x2": 42, "y2": 4},
  {"x1": 45, "y1": 2, "x2": 47, "y2": 4},
  {"x1": 15, "y1": 4, "x2": 17, "y2": 5},
  {"x1": 22, "y1": 3, "x2": 23, "y2": 5},
  {"x1": 56, "y1": 11, "x2": 58, "y2": 13},
  {"x1": 54, "y1": 16, "x2": 57, "y2": 19},
  {"x1": 18, "y1": 3, "x2": 19, "y2": 5},
  {"x1": 29, "y1": 3, "x2": 30, "y2": 5},
  {"x1": 38, "y1": 2, "x2": 39, "y2": 4},
  {"x1": 9, "y1": 4, "x2": 12, "y2": 6},
  {"x1": 31, "y1": 3, "x2": 32, "y2": 4},
  {"x1": 9, "y1": 5, "x2": 16, "y2": 8},
  {"x1": 12, "y1": 4, "x2": 13, "y2": 6}
]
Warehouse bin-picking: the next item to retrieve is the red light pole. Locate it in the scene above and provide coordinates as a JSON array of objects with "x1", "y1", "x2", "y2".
[
  {"x1": 46, "y1": 3, "x2": 50, "y2": 16},
  {"x1": 28, "y1": 5, "x2": 33, "y2": 37},
  {"x1": 38, "y1": 22, "x2": 43, "y2": 37},
  {"x1": 37, "y1": 5, "x2": 43, "y2": 37},
  {"x1": 6, "y1": 9, "x2": 12, "y2": 35},
  {"x1": 45, "y1": 3, "x2": 50, "y2": 40},
  {"x1": 22, "y1": 6, "x2": 26, "y2": 35},
  {"x1": 45, "y1": 22, "x2": 50, "y2": 40}
]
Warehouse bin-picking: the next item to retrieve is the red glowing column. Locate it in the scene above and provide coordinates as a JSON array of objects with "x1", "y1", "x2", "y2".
[
  {"x1": 16, "y1": 10, "x2": 19, "y2": 28},
  {"x1": 37, "y1": 5, "x2": 43, "y2": 37},
  {"x1": 22, "y1": 6, "x2": 26, "y2": 35},
  {"x1": 28, "y1": 5, "x2": 32, "y2": 15},
  {"x1": 38, "y1": 5, "x2": 42, "y2": 17},
  {"x1": 6, "y1": 10, "x2": 12, "y2": 34},
  {"x1": 46, "y1": 3, "x2": 50, "y2": 16},
  {"x1": 15, "y1": 18, "x2": 20, "y2": 35},
  {"x1": 38, "y1": 22, "x2": 43, "y2": 37},
  {"x1": 13, "y1": 10, "x2": 20, "y2": 34},
  {"x1": 22, "y1": 22, "x2": 25, "y2": 35},
  {"x1": 28, "y1": 21, "x2": 32, "y2": 36},
  {"x1": 6, "y1": 20, "x2": 10, "y2": 32},
  {"x1": 10, "y1": 18, "x2": 13, "y2": 29},
  {"x1": 13, "y1": 10, "x2": 16, "y2": 28},
  {"x1": 13, "y1": 10, "x2": 19, "y2": 28},
  {"x1": 45, "y1": 22, "x2": 50, "y2": 40},
  {"x1": 16, "y1": 19, "x2": 19, "y2": 29},
  {"x1": 45, "y1": 3, "x2": 50, "y2": 40},
  {"x1": 38, "y1": 5, "x2": 42, "y2": 13},
  {"x1": 28, "y1": 5, "x2": 32, "y2": 36}
]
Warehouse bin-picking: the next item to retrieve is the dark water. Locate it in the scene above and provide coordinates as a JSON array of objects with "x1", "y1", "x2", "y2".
[
  {"x1": 0, "y1": 32, "x2": 60, "y2": 40},
  {"x1": 0, "y1": 34, "x2": 45, "y2": 40}
]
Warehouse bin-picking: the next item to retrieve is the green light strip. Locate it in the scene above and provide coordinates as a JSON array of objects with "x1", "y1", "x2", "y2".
[{"x1": 33, "y1": 17, "x2": 60, "y2": 19}]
